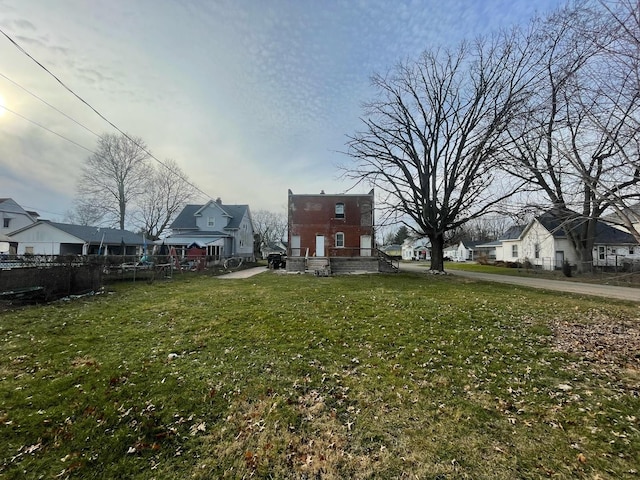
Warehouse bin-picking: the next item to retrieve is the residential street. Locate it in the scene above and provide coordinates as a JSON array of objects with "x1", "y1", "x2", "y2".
[{"x1": 400, "y1": 262, "x2": 640, "y2": 303}]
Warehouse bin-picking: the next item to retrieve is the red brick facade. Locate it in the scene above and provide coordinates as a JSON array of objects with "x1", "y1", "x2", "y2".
[{"x1": 287, "y1": 189, "x2": 375, "y2": 258}]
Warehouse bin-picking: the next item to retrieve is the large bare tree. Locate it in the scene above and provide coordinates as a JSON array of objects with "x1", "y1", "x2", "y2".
[
  {"x1": 76, "y1": 133, "x2": 150, "y2": 230},
  {"x1": 344, "y1": 34, "x2": 533, "y2": 271},
  {"x1": 134, "y1": 159, "x2": 197, "y2": 240},
  {"x1": 252, "y1": 209, "x2": 287, "y2": 249},
  {"x1": 505, "y1": 4, "x2": 640, "y2": 270}
]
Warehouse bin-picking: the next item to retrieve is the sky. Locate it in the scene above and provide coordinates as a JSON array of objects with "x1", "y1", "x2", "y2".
[{"x1": 0, "y1": 0, "x2": 564, "y2": 224}]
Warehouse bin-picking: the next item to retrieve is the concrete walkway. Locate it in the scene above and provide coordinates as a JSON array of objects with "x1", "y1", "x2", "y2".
[
  {"x1": 400, "y1": 263, "x2": 640, "y2": 303},
  {"x1": 216, "y1": 266, "x2": 269, "y2": 279}
]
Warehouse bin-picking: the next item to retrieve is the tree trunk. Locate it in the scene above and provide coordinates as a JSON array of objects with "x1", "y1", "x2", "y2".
[{"x1": 429, "y1": 233, "x2": 445, "y2": 272}]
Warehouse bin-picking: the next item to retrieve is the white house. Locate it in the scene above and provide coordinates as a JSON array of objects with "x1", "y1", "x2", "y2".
[
  {"x1": 1, "y1": 198, "x2": 38, "y2": 236},
  {"x1": 443, "y1": 244, "x2": 460, "y2": 261},
  {"x1": 9, "y1": 221, "x2": 145, "y2": 256},
  {"x1": 496, "y1": 213, "x2": 639, "y2": 270},
  {"x1": 402, "y1": 237, "x2": 431, "y2": 261},
  {"x1": 163, "y1": 198, "x2": 255, "y2": 262}
]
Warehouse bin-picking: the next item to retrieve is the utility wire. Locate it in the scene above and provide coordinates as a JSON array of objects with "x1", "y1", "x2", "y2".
[
  {"x1": 0, "y1": 27, "x2": 211, "y2": 202},
  {"x1": 2, "y1": 106, "x2": 97, "y2": 154},
  {"x1": 0, "y1": 71, "x2": 101, "y2": 138}
]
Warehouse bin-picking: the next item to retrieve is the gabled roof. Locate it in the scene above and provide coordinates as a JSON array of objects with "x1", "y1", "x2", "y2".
[
  {"x1": 460, "y1": 240, "x2": 485, "y2": 249},
  {"x1": 10, "y1": 221, "x2": 145, "y2": 245},
  {"x1": 535, "y1": 212, "x2": 637, "y2": 245},
  {"x1": 170, "y1": 202, "x2": 250, "y2": 230},
  {"x1": 0, "y1": 198, "x2": 37, "y2": 219},
  {"x1": 170, "y1": 205, "x2": 203, "y2": 229},
  {"x1": 222, "y1": 205, "x2": 249, "y2": 229},
  {"x1": 499, "y1": 225, "x2": 526, "y2": 240},
  {"x1": 602, "y1": 203, "x2": 640, "y2": 225}
]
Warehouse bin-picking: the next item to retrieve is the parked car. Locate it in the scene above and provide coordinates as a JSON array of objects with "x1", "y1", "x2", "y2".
[{"x1": 267, "y1": 253, "x2": 286, "y2": 269}]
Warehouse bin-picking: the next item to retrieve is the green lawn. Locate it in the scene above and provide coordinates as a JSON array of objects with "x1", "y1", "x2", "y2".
[{"x1": 1, "y1": 271, "x2": 639, "y2": 479}]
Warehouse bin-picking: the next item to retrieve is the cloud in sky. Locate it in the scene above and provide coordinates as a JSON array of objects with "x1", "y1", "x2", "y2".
[{"x1": 0, "y1": 0, "x2": 563, "y2": 221}]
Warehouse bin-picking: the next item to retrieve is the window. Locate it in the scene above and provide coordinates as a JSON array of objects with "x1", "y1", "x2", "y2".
[
  {"x1": 25, "y1": 246, "x2": 34, "y2": 255},
  {"x1": 630, "y1": 246, "x2": 635, "y2": 255},
  {"x1": 534, "y1": 243, "x2": 540, "y2": 259},
  {"x1": 598, "y1": 246, "x2": 605, "y2": 260},
  {"x1": 2, "y1": 218, "x2": 9, "y2": 228},
  {"x1": 361, "y1": 203, "x2": 372, "y2": 226},
  {"x1": 511, "y1": 245, "x2": 518, "y2": 258},
  {"x1": 335, "y1": 232, "x2": 345, "y2": 247},
  {"x1": 207, "y1": 217, "x2": 215, "y2": 228},
  {"x1": 335, "y1": 203, "x2": 345, "y2": 219}
]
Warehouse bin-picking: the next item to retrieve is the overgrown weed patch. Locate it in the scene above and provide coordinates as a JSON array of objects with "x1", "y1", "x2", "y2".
[{"x1": 1, "y1": 272, "x2": 638, "y2": 479}]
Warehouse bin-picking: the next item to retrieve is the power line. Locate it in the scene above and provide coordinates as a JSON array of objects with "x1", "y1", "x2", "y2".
[
  {"x1": 0, "y1": 27, "x2": 212, "y2": 202},
  {"x1": 0, "y1": 71, "x2": 101, "y2": 138},
  {"x1": 2, "y1": 105, "x2": 97, "y2": 154}
]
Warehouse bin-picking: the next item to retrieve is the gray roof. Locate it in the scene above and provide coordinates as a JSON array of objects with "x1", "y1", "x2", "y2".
[
  {"x1": 10, "y1": 221, "x2": 146, "y2": 245},
  {"x1": 170, "y1": 203, "x2": 249, "y2": 230},
  {"x1": 537, "y1": 212, "x2": 637, "y2": 245},
  {"x1": 499, "y1": 225, "x2": 526, "y2": 240}
]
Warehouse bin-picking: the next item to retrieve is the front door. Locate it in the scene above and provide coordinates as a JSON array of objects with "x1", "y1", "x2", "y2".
[
  {"x1": 360, "y1": 235, "x2": 372, "y2": 256},
  {"x1": 555, "y1": 250, "x2": 564, "y2": 269},
  {"x1": 315, "y1": 235, "x2": 325, "y2": 257}
]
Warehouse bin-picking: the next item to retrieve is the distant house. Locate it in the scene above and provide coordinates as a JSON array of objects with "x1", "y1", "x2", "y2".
[
  {"x1": 443, "y1": 245, "x2": 459, "y2": 261},
  {"x1": 8, "y1": 221, "x2": 145, "y2": 256},
  {"x1": 163, "y1": 198, "x2": 255, "y2": 263},
  {"x1": 602, "y1": 203, "x2": 640, "y2": 238},
  {"x1": 287, "y1": 189, "x2": 383, "y2": 273},
  {"x1": 260, "y1": 241, "x2": 287, "y2": 259},
  {"x1": 402, "y1": 237, "x2": 431, "y2": 261},
  {"x1": 380, "y1": 244, "x2": 402, "y2": 258},
  {"x1": 455, "y1": 240, "x2": 489, "y2": 262},
  {"x1": 495, "y1": 213, "x2": 639, "y2": 270},
  {"x1": 1, "y1": 198, "x2": 38, "y2": 236}
]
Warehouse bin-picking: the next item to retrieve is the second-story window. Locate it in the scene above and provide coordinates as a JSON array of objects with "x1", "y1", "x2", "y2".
[
  {"x1": 2, "y1": 218, "x2": 9, "y2": 228},
  {"x1": 335, "y1": 203, "x2": 345, "y2": 219},
  {"x1": 207, "y1": 217, "x2": 215, "y2": 227}
]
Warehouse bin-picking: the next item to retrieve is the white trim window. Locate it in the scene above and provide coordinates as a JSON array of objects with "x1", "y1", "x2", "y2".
[
  {"x1": 335, "y1": 232, "x2": 345, "y2": 247},
  {"x1": 207, "y1": 217, "x2": 215, "y2": 228},
  {"x1": 511, "y1": 244, "x2": 518, "y2": 258},
  {"x1": 335, "y1": 203, "x2": 345, "y2": 219}
]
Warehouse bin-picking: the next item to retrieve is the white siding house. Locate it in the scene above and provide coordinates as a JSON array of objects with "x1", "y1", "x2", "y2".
[
  {"x1": 402, "y1": 237, "x2": 431, "y2": 260},
  {"x1": 9, "y1": 222, "x2": 145, "y2": 256},
  {"x1": 495, "y1": 214, "x2": 639, "y2": 270},
  {"x1": 1, "y1": 198, "x2": 37, "y2": 236}
]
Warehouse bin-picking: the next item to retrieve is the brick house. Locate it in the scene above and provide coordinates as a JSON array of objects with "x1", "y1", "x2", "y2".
[{"x1": 287, "y1": 189, "x2": 389, "y2": 273}]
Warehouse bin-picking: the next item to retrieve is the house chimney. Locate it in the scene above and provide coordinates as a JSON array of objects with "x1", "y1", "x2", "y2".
[
  {"x1": 320, "y1": 190, "x2": 325, "y2": 194},
  {"x1": 216, "y1": 197, "x2": 222, "y2": 204}
]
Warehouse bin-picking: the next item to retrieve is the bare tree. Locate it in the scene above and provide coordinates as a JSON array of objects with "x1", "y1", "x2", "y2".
[
  {"x1": 64, "y1": 201, "x2": 105, "y2": 226},
  {"x1": 76, "y1": 133, "x2": 150, "y2": 230},
  {"x1": 505, "y1": 4, "x2": 640, "y2": 270},
  {"x1": 134, "y1": 159, "x2": 197, "y2": 240},
  {"x1": 252, "y1": 209, "x2": 287, "y2": 249},
  {"x1": 343, "y1": 34, "x2": 532, "y2": 271}
]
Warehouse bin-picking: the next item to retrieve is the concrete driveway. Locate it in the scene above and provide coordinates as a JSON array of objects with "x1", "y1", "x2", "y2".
[
  {"x1": 217, "y1": 266, "x2": 268, "y2": 279},
  {"x1": 400, "y1": 262, "x2": 640, "y2": 303}
]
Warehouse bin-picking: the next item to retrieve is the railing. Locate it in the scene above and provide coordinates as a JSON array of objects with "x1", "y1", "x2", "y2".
[{"x1": 377, "y1": 249, "x2": 400, "y2": 272}]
